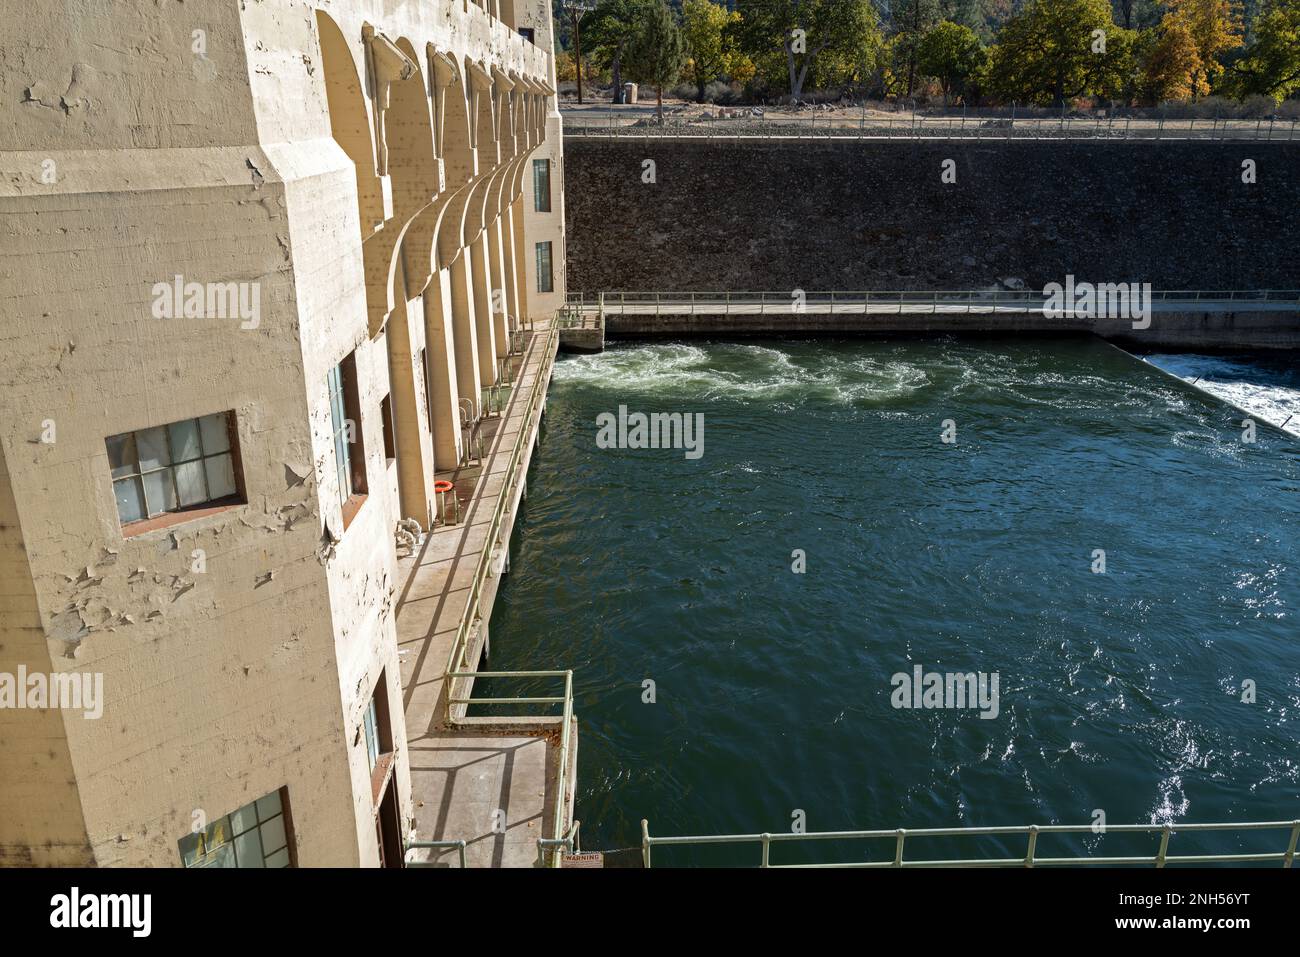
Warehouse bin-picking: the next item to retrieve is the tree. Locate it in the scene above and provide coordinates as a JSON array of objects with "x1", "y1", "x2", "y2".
[
  {"x1": 583, "y1": 0, "x2": 657, "y2": 105},
  {"x1": 1226, "y1": 0, "x2": 1300, "y2": 101},
  {"x1": 1138, "y1": 20, "x2": 1203, "y2": 100},
  {"x1": 917, "y1": 20, "x2": 987, "y2": 103},
  {"x1": 737, "y1": 0, "x2": 881, "y2": 100},
  {"x1": 986, "y1": 0, "x2": 1123, "y2": 106},
  {"x1": 682, "y1": 0, "x2": 744, "y2": 100},
  {"x1": 625, "y1": 0, "x2": 689, "y2": 121},
  {"x1": 1156, "y1": 0, "x2": 1244, "y2": 96},
  {"x1": 894, "y1": 0, "x2": 945, "y2": 97}
]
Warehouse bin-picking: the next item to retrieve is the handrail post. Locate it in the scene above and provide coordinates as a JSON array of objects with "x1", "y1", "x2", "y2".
[
  {"x1": 1156, "y1": 824, "x2": 1172, "y2": 867},
  {"x1": 761, "y1": 832, "x2": 771, "y2": 868},
  {"x1": 641, "y1": 819, "x2": 652, "y2": 869},
  {"x1": 1025, "y1": 825, "x2": 1039, "y2": 867},
  {"x1": 1285, "y1": 821, "x2": 1300, "y2": 868},
  {"x1": 893, "y1": 829, "x2": 906, "y2": 866}
]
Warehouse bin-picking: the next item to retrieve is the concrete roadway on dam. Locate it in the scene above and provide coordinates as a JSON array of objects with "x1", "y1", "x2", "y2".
[{"x1": 574, "y1": 296, "x2": 1297, "y2": 317}]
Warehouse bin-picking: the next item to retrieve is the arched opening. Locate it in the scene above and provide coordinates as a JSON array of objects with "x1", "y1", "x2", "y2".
[
  {"x1": 316, "y1": 11, "x2": 385, "y2": 236},
  {"x1": 388, "y1": 38, "x2": 438, "y2": 219}
]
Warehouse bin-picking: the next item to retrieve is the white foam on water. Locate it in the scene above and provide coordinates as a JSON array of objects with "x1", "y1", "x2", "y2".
[
  {"x1": 1145, "y1": 354, "x2": 1300, "y2": 437},
  {"x1": 554, "y1": 342, "x2": 930, "y2": 405}
]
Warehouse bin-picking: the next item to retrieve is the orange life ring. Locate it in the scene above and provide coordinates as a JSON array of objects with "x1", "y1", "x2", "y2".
[{"x1": 434, "y1": 480, "x2": 455, "y2": 494}]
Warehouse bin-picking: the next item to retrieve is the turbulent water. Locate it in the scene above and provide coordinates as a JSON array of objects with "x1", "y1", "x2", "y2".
[
  {"x1": 483, "y1": 337, "x2": 1300, "y2": 865},
  {"x1": 1143, "y1": 353, "x2": 1300, "y2": 439}
]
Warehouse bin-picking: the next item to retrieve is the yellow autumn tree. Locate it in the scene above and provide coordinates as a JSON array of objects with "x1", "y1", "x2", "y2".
[
  {"x1": 1140, "y1": 19, "x2": 1202, "y2": 101},
  {"x1": 1156, "y1": 0, "x2": 1244, "y2": 97}
]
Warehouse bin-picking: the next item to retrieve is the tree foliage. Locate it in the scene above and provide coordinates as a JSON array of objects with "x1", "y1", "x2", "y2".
[
  {"x1": 625, "y1": 0, "x2": 690, "y2": 118},
  {"x1": 1226, "y1": 0, "x2": 1300, "y2": 100},
  {"x1": 985, "y1": 0, "x2": 1126, "y2": 106},
  {"x1": 736, "y1": 0, "x2": 882, "y2": 99},
  {"x1": 917, "y1": 20, "x2": 988, "y2": 103},
  {"x1": 582, "y1": 0, "x2": 659, "y2": 104},
  {"x1": 682, "y1": 0, "x2": 751, "y2": 99},
  {"x1": 1155, "y1": 0, "x2": 1245, "y2": 96}
]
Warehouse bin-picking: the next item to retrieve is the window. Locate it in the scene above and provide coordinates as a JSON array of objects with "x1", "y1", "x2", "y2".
[
  {"x1": 328, "y1": 353, "x2": 367, "y2": 521},
  {"x1": 532, "y1": 158, "x2": 551, "y2": 213},
  {"x1": 519, "y1": 27, "x2": 535, "y2": 44},
  {"x1": 379, "y1": 393, "x2": 396, "y2": 463},
  {"x1": 108, "y1": 413, "x2": 242, "y2": 530},
  {"x1": 535, "y1": 241, "x2": 554, "y2": 294},
  {"x1": 363, "y1": 696, "x2": 381, "y2": 772},
  {"x1": 178, "y1": 788, "x2": 293, "y2": 868}
]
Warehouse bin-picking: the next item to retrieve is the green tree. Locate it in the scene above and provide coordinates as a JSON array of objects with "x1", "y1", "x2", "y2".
[
  {"x1": 894, "y1": 0, "x2": 946, "y2": 97},
  {"x1": 682, "y1": 0, "x2": 744, "y2": 100},
  {"x1": 737, "y1": 0, "x2": 881, "y2": 100},
  {"x1": 625, "y1": 0, "x2": 689, "y2": 121},
  {"x1": 582, "y1": 0, "x2": 657, "y2": 105},
  {"x1": 916, "y1": 20, "x2": 987, "y2": 103},
  {"x1": 986, "y1": 0, "x2": 1123, "y2": 106},
  {"x1": 1225, "y1": 0, "x2": 1300, "y2": 100}
]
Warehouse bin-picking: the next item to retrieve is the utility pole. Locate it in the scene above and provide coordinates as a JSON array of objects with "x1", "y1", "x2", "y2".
[{"x1": 565, "y1": 1, "x2": 596, "y2": 105}]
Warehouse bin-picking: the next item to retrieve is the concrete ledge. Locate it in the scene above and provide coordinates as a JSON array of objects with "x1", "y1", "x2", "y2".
[{"x1": 605, "y1": 309, "x2": 1300, "y2": 350}]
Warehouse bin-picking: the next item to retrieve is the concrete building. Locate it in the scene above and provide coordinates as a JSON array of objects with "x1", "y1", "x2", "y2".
[{"x1": 0, "y1": 0, "x2": 566, "y2": 867}]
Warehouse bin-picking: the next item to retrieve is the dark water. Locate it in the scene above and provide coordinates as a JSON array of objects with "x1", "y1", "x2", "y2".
[{"x1": 484, "y1": 337, "x2": 1300, "y2": 865}]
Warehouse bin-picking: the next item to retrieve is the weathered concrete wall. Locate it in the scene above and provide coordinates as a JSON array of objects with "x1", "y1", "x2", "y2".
[
  {"x1": 0, "y1": 0, "x2": 561, "y2": 868},
  {"x1": 565, "y1": 139, "x2": 1300, "y2": 293}
]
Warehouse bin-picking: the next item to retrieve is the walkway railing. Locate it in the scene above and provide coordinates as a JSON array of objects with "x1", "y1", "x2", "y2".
[
  {"x1": 445, "y1": 669, "x2": 575, "y2": 869},
  {"x1": 443, "y1": 321, "x2": 557, "y2": 686},
  {"x1": 567, "y1": 289, "x2": 1300, "y2": 316},
  {"x1": 404, "y1": 838, "x2": 468, "y2": 869},
  {"x1": 640, "y1": 818, "x2": 1300, "y2": 868},
  {"x1": 437, "y1": 321, "x2": 575, "y2": 868},
  {"x1": 566, "y1": 113, "x2": 1300, "y2": 142}
]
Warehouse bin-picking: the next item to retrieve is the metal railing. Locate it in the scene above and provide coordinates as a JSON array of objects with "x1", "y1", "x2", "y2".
[
  {"x1": 445, "y1": 669, "x2": 575, "y2": 869},
  {"x1": 567, "y1": 289, "x2": 1300, "y2": 317},
  {"x1": 640, "y1": 818, "x2": 1300, "y2": 868},
  {"x1": 404, "y1": 838, "x2": 468, "y2": 869},
  {"x1": 434, "y1": 321, "x2": 575, "y2": 869},
  {"x1": 566, "y1": 112, "x2": 1300, "y2": 142},
  {"x1": 444, "y1": 321, "x2": 557, "y2": 683},
  {"x1": 538, "y1": 820, "x2": 581, "y2": 868}
]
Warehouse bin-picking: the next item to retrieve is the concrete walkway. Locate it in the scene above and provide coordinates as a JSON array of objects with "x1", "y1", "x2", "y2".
[{"x1": 395, "y1": 321, "x2": 567, "y2": 868}]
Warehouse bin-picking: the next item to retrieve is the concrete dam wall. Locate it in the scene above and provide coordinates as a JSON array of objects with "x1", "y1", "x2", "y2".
[{"x1": 563, "y1": 138, "x2": 1300, "y2": 295}]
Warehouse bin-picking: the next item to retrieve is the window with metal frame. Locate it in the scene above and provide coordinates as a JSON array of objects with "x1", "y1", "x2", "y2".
[
  {"x1": 535, "y1": 240, "x2": 554, "y2": 294},
  {"x1": 532, "y1": 158, "x2": 551, "y2": 212},
  {"x1": 328, "y1": 353, "x2": 367, "y2": 513},
  {"x1": 178, "y1": 788, "x2": 293, "y2": 868},
  {"x1": 107, "y1": 412, "x2": 241, "y2": 527}
]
